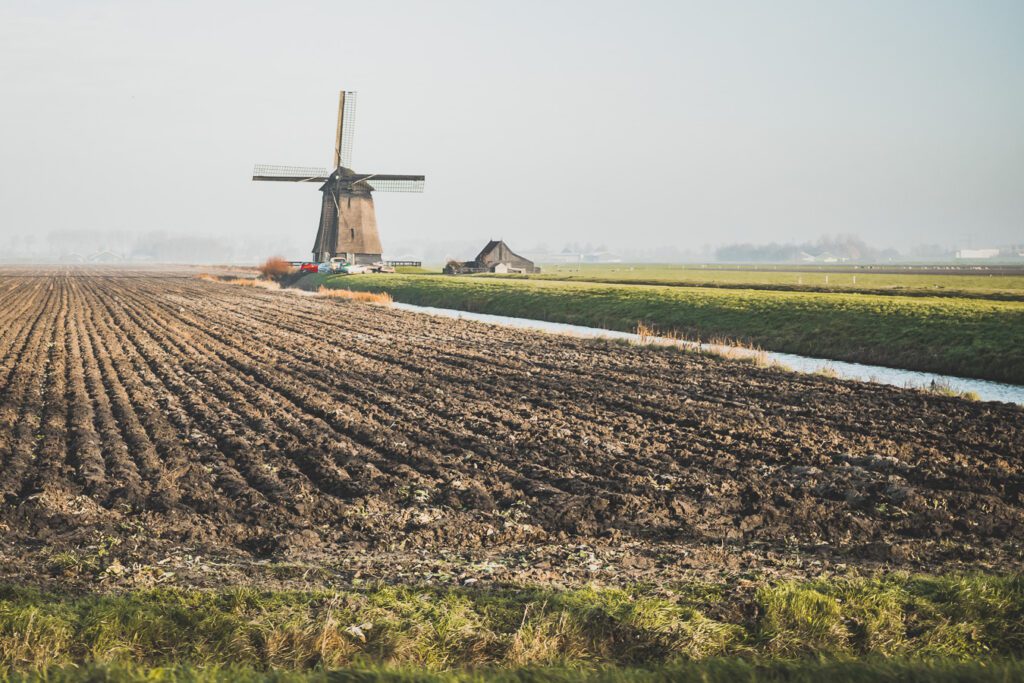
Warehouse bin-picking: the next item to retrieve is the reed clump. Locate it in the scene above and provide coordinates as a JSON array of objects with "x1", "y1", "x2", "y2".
[
  {"x1": 227, "y1": 278, "x2": 280, "y2": 290},
  {"x1": 926, "y1": 380, "x2": 980, "y2": 401},
  {"x1": 632, "y1": 322, "x2": 784, "y2": 370},
  {"x1": 195, "y1": 274, "x2": 280, "y2": 290},
  {"x1": 317, "y1": 286, "x2": 393, "y2": 305}
]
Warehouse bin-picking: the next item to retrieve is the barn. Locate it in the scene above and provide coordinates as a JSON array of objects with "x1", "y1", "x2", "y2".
[{"x1": 444, "y1": 240, "x2": 540, "y2": 274}]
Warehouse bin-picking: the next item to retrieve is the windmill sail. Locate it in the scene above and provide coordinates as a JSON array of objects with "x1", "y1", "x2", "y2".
[
  {"x1": 334, "y1": 91, "x2": 357, "y2": 169},
  {"x1": 252, "y1": 165, "x2": 331, "y2": 182},
  {"x1": 359, "y1": 175, "x2": 425, "y2": 193}
]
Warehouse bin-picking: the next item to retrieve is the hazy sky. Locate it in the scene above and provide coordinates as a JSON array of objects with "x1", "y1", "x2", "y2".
[{"x1": 1, "y1": 0, "x2": 1022, "y2": 258}]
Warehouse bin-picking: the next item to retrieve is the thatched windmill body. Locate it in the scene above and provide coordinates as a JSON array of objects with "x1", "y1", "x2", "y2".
[{"x1": 253, "y1": 91, "x2": 424, "y2": 264}]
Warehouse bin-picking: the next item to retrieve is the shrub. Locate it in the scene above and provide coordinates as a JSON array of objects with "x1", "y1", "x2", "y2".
[{"x1": 259, "y1": 257, "x2": 293, "y2": 280}]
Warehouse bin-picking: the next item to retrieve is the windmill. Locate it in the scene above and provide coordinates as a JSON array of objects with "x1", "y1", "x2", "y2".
[{"x1": 253, "y1": 91, "x2": 425, "y2": 264}]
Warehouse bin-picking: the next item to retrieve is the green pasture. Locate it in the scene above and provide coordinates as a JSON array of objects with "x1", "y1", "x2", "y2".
[
  {"x1": 484, "y1": 263, "x2": 1024, "y2": 300},
  {"x1": 315, "y1": 274, "x2": 1024, "y2": 384}
]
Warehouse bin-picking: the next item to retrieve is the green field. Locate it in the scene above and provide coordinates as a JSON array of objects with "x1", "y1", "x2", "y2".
[
  {"x1": 311, "y1": 273, "x2": 1024, "y2": 384},
  {"x1": 3, "y1": 574, "x2": 1022, "y2": 681},
  {"x1": 484, "y1": 264, "x2": 1024, "y2": 300}
]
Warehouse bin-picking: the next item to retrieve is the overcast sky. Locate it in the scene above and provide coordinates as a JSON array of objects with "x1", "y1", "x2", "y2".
[{"x1": 1, "y1": 0, "x2": 1022, "y2": 258}]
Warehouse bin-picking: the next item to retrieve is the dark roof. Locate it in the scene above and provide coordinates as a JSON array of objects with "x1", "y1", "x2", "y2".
[
  {"x1": 473, "y1": 240, "x2": 499, "y2": 261},
  {"x1": 474, "y1": 240, "x2": 532, "y2": 265}
]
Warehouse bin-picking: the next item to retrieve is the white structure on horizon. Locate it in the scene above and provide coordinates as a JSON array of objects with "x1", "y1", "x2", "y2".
[{"x1": 955, "y1": 248, "x2": 1000, "y2": 259}]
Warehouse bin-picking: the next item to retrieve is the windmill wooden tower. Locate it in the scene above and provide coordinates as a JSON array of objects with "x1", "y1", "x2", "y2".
[{"x1": 253, "y1": 91, "x2": 425, "y2": 264}]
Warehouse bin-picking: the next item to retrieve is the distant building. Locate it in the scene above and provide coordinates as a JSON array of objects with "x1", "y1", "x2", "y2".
[
  {"x1": 579, "y1": 250, "x2": 621, "y2": 263},
  {"x1": 444, "y1": 240, "x2": 540, "y2": 274},
  {"x1": 798, "y1": 250, "x2": 847, "y2": 263},
  {"x1": 541, "y1": 248, "x2": 621, "y2": 264},
  {"x1": 818, "y1": 251, "x2": 841, "y2": 263},
  {"x1": 956, "y1": 248, "x2": 1000, "y2": 259},
  {"x1": 87, "y1": 250, "x2": 124, "y2": 263}
]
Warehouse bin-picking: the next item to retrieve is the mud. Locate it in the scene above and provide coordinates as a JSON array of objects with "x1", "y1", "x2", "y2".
[{"x1": 0, "y1": 269, "x2": 1021, "y2": 589}]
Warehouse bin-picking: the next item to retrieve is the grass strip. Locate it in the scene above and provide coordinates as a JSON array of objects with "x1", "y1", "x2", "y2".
[
  {"x1": 1, "y1": 574, "x2": 1022, "y2": 675},
  {"x1": 483, "y1": 264, "x2": 1024, "y2": 301},
  {"x1": 313, "y1": 274, "x2": 1024, "y2": 384},
  {"x1": 10, "y1": 659, "x2": 1024, "y2": 682}
]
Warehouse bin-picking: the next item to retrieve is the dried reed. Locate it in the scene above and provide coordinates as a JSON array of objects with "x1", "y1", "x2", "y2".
[{"x1": 317, "y1": 286, "x2": 393, "y2": 305}]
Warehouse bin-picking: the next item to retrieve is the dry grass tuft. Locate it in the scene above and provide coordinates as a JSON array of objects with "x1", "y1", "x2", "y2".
[
  {"x1": 702, "y1": 337, "x2": 772, "y2": 368},
  {"x1": 815, "y1": 365, "x2": 841, "y2": 379},
  {"x1": 228, "y1": 278, "x2": 280, "y2": 290},
  {"x1": 757, "y1": 583, "x2": 852, "y2": 657},
  {"x1": 631, "y1": 323, "x2": 783, "y2": 369},
  {"x1": 926, "y1": 380, "x2": 980, "y2": 401},
  {"x1": 317, "y1": 286, "x2": 393, "y2": 305},
  {"x1": 0, "y1": 604, "x2": 74, "y2": 669},
  {"x1": 196, "y1": 275, "x2": 280, "y2": 290},
  {"x1": 506, "y1": 609, "x2": 588, "y2": 666}
]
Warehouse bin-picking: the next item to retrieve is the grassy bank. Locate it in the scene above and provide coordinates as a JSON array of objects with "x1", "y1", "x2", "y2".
[
  {"x1": 487, "y1": 264, "x2": 1024, "y2": 300},
  {"x1": 312, "y1": 274, "x2": 1024, "y2": 384},
  {"x1": 2, "y1": 574, "x2": 1022, "y2": 679},
  {"x1": 11, "y1": 660, "x2": 1024, "y2": 682}
]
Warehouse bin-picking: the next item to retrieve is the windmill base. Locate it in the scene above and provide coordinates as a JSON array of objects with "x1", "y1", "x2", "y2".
[
  {"x1": 313, "y1": 251, "x2": 382, "y2": 265},
  {"x1": 312, "y1": 186, "x2": 385, "y2": 265}
]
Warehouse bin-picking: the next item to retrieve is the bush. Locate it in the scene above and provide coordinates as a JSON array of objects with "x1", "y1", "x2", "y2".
[{"x1": 259, "y1": 257, "x2": 293, "y2": 280}]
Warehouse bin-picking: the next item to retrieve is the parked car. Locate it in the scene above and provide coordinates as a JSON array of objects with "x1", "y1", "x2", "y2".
[
  {"x1": 317, "y1": 262, "x2": 333, "y2": 274},
  {"x1": 299, "y1": 263, "x2": 318, "y2": 273},
  {"x1": 341, "y1": 264, "x2": 370, "y2": 274}
]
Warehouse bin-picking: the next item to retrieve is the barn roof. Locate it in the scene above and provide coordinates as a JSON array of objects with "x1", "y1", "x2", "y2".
[
  {"x1": 474, "y1": 240, "x2": 504, "y2": 262},
  {"x1": 475, "y1": 240, "x2": 533, "y2": 264}
]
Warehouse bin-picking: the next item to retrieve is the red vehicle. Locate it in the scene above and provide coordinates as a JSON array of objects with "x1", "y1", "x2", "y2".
[{"x1": 299, "y1": 262, "x2": 319, "y2": 273}]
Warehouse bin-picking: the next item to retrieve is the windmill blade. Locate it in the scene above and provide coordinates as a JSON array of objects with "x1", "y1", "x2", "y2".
[
  {"x1": 356, "y1": 174, "x2": 425, "y2": 193},
  {"x1": 252, "y1": 164, "x2": 331, "y2": 182},
  {"x1": 333, "y1": 91, "x2": 357, "y2": 169}
]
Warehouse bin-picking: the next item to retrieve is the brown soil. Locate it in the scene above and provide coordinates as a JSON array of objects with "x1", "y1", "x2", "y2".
[{"x1": 1, "y1": 268, "x2": 1022, "y2": 589}]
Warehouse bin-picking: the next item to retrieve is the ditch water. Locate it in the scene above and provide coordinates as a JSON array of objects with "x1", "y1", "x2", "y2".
[{"x1": 393, "y1": 302, "x2": 1024, "y2": 405}]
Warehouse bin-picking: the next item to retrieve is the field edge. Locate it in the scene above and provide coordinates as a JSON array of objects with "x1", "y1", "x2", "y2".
[
  {"x1": 3, "y1": 573, "x2": 1022, "y2": 676},
  {"x1": 308, "y1": 273, "x2": 1024, "y2": 384}
]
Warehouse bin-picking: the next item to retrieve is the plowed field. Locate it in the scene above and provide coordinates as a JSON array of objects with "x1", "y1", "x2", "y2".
[{"x1": 1, "y1": 269, "x2": 1022, "y2": 587}]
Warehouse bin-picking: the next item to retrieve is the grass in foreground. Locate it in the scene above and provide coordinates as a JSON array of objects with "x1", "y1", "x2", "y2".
[
  {"x1": 12, "y1": 659, "x2": 1024, "y2": 682},
  {"x1": 1, "y1": 574, "x2": 1022, "y2": 678},
  {"x1": 314, "y1": 274, "x2": 1024, "y2": 384}
]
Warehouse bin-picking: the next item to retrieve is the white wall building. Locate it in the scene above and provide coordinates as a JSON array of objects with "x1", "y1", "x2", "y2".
[{"x1": 955, "y1": 248, "x2": 1000, "y2": 259}]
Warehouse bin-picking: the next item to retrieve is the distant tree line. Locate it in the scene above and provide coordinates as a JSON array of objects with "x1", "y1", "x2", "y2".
[
  {"x1": 715, "y1": 234, "x2": 901, "y2": 263},
  {"x1": 1, "y1": 229, "x2": 301, "y2": 264}
]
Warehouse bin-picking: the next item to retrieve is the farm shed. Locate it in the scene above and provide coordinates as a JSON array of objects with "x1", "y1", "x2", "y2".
[{"x1": 444, "y1": 240, "x2": 540, "y2": 274}]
